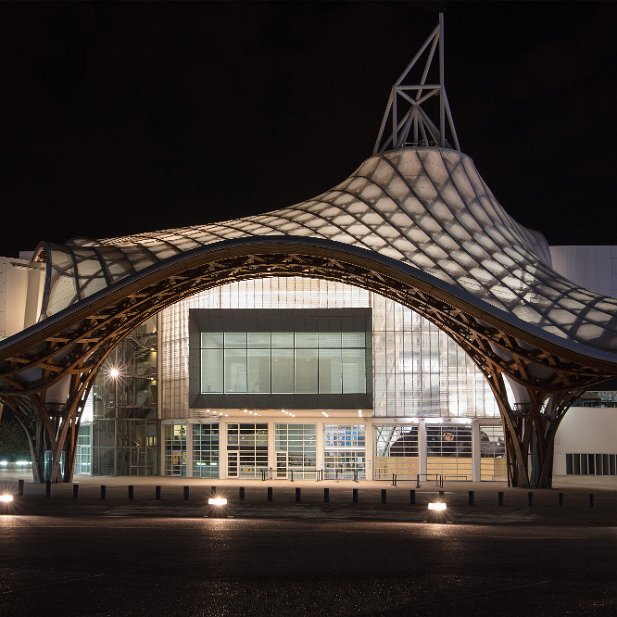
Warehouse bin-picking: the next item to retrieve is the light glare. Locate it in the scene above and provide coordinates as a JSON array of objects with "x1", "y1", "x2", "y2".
[
  {"x1": 208, "y1": 497, "x2": 227, "y2": 507},
  {"x1": 0, "y1": 494, "x2": 14, "y2": 504},
  {"x1": 428, "y1": 501, "x2": 447, "y2": 511}
]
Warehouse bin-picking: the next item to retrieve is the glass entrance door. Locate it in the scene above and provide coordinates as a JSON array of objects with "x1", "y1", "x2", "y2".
[
  {"x1": 227, "y1": 451, "x2": 239, "y2": 478},
  {"x1": 276, "y1": 452, "x2": 288, "y2": 478}
]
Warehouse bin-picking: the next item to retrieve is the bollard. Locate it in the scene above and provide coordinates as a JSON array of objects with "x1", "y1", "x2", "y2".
[
  {"x1": 18, "y1": 479, "x2": 24, "y2": 497},
  {"x1": 391, "y1": 474, "x2": 397, "y2": 487},
  {"x1": 239, "y1": 487, "x2": 245, "y2": 501},
  {"x1": 416, "y1": 474, "x2": 420, "y2": 488},
  {"x1": 267, "y1": 487, "x2": 273, "y2": 502},
  {"x1": 72, "y1": 484, "x2": 79, "y2": 499},
  {"x1": 295, "y1": 487, "x2": 301, "y2": 502},
  {"x1": 210, "y1": 486, "x2": 216, "y2": 496},
  {"x1": 324, "y1": 488, "x2": 330, "y2": 503},
  {"x1": 128, "y1": 485, "x2": 134, "y2": 500},
  {"x1": 498, "y1": 491, "x2": 504, "y2": 506},
  {"x1": 352, "y1": 488, "x2": 359, "y2": 503},
  {"x1": 589, "y1": 493, "x2": 595, "y2": 508},
  {"x1": 381, "y1": 489, "x2": 387, "y2": 504},
  {"x1": 290, "y1": 470, "x2": 294, "y2": 483},
  {"x1": 409, "y1": 489, "x2": 416, "y2": 505},
  {"x1": 558, "y1": 492, "x2": 564, "y2": 507},
  {"x1": 528, "y1": 491, "x2": 534, "y2": 506},
  {"x1": 155, "y1": 485, "x2": 161, "y2": 500},
  {"x1": 100, "y1": 485, "x2": 106, "y2": 499},
  {"x1": 438, "y1": 490, "x2": 444, "y2": 497},
  {"x1": 183, "y1": 486, "x2": 190, "y2": 500},
  {"x1": 468, "y1": 490, "x2": 475, "y2": 506},
  {"x1": 45, "y1": 481, "x2": 52, "y2": 498}
]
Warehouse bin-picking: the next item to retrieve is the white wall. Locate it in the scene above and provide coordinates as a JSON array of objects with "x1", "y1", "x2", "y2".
[
  {"x1": 0, "y1": 256, "x2": 45, "y2": 339},
  {"x1": 550, "y1": 245, "x2": 617, "y2": 297},
  {"x1": 554, "y1": 406, "x2": 617, "y2": 474}
]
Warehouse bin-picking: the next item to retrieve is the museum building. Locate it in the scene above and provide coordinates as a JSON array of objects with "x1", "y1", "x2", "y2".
[{"x1": 1, "y1": 17, "x2": 616, "y2": 486}]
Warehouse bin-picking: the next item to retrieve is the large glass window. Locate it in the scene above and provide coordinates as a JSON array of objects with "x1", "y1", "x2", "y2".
[
  {"x1": 426, "y1": 425, "x2": 472, "y2": 480},
  {"x1": 193, "y1": 423, "x2": 219, "y2": 478},
  {"x1": 480, "y1": 425, "x2": 507, "y2": 481},
  {"x1": 374, "y1": 425, "x2": 419, "y2": 480},
  {"x1": 227, "y1": 423, "x2": 268, "y2": 479},
  {"x1": 200, "y1": 331, "x2": 367, "y2": 395},
  {"x1": 164, "y1": 424, "x2": 187, "y2": 476},
  {"x1": 323, "y1": 424, "x2": 366, "y2": 480},
  {"x1": 275, "y1": 424, "x2": 317, "y2": 479}
]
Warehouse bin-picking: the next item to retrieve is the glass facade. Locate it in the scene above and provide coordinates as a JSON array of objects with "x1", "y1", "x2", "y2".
[
  {"x1": 480, "y1": 425, "x2": 507, "y2": 481},
  {"x1": 192, "y1": 423, "x2": 219, "y2": 477},
  {"x1": 227, "y1": 423, "x2": 268, "y2": 479},
  {"x1": 426, "y1": 425, "x2": 473, "y2": 480},
  {"x1": 162, "y1": 277, "x2": 499, "y2": 420},
  {"x1": 78, "y1": 317, "x2": 159, "y2": 476},
  {"x1": 200, "y1": 330, "x2": 367, "y2": 395},
  {"x1": 164, "y1": 424, "x2": 187, "y2": 476},
  {"x1": 323, "y1": 424, "x2": 366, "y2": 480},
  {"x1": 374, "y1": 425, "x2": 419, "y2": 480},
  {"x1": 275, "y1": 423, "x2": 317, "y2": 479}
]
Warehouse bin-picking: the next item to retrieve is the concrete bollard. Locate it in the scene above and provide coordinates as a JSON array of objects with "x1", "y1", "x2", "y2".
[
  {"x1": 183, "y1": 486, "x2": 190, "y2": 500},
  {"x1": 409, "y1": 489, "x2": 416, "y2": 505},
  {"x1": 528, "y1": 491, "x2": 534, "y2": 506},
  {"x1": 295, "y1": 487, "x2": 301, "y2": 502},
  {"x1": 128, "y1": 485, "x2": 134, "y2": 500},
  {"x1": 155, "y1": 485, "x2": 161, "y2": 500},
  {"x1": 324, "y1": 488, "x2": 330, "y2": 503},
  {"x1": 498, "y1": 491, "x2": 504, "y2": 506},
  {"x1": 267, "y1": 487, "x2": 273, "y2": 502},
  {"x1": 18, "y1": 479, "x2": 24, "y2": 497},
  {"x1": 381, "y1": 489, "x2": 387, "y2": 504},
  {"x1": 468, "y1": 490, "x2": 475, "y2": 506},
  {"x1": 239, "y1": 487, "x2": 245, "y2": 501},
  {"x1": 589, "y1": 493, "x2": 595, "y2": 508},
  {"x1": 352, "y1": 488, "x2": 358, "y2": 503},
  {"x1": 100, "y1": 485, "x2": 106, "y2": 499},
  {"x1": 72, "y1": 484, "x2": 79, "y2": 499},
  {"x1": 558, "y1": 492, "x2": 564, "y2": 507},
  {"x1": 45, "y1": 481, "x2": 52, "y2": 498}
]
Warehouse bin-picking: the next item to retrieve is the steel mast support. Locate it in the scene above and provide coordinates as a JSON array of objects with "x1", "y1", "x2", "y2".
[{"x1": 374, "y1": 13, "x2": 460, "y2": 154}]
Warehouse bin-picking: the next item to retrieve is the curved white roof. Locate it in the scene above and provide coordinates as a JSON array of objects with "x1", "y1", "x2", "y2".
[{"x1": 39, "y1": 146, "x2": 617, "y2": 355}]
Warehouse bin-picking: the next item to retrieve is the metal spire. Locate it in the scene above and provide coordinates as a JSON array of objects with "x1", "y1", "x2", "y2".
[{"x1": 374, "y1": 13, "x2": 460, "y2": 155}]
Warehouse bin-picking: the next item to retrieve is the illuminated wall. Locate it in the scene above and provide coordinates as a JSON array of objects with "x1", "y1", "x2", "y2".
[{"x1": 160, "y1": 277, "x2": 499, "y2": 419}]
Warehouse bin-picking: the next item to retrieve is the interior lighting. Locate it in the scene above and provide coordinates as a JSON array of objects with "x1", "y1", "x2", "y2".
[
  {"x1": 109, "y1": 367, "x2": 120, "y2": 379},
  {"x1": 0, "y1": 461, "x2": 7, "y2": 467}
]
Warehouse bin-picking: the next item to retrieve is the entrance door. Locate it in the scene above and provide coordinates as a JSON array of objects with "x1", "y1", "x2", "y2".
[
  {"x1": 227, "y1": 451, "x2": 239, "y2": 478},
  {"x1": 276, "y1": 452, "x2": 288, "y2": 478}
]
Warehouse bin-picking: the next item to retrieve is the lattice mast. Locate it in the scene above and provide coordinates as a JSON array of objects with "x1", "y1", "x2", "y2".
[{"x1": 374, "y1": 13, "x2": 460, "y2": 154}]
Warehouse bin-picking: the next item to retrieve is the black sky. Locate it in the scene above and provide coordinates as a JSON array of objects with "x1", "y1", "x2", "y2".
[{"x1": 2, "y1": 2, "x2": 616, "y2": 258}]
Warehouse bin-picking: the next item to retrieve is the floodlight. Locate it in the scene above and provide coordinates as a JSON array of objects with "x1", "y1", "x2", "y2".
[{"x1": 428, "y1": 501, "x2": 447, "y2": 512}]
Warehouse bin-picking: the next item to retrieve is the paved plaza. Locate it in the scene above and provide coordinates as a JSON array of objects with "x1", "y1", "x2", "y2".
[{"x1": 2, "y1": 472, "x2": 616, "y2": 526}]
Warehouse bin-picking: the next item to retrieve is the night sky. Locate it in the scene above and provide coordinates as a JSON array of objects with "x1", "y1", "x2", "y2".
[{"x1": 2, "y1": 2, "x2": 616, "y2": 258}]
